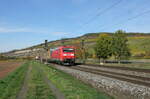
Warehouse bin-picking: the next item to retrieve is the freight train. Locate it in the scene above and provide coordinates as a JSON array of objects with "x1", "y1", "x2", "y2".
[{"x1": 49, "y1": 46, "x2": 75, "y2": 65}]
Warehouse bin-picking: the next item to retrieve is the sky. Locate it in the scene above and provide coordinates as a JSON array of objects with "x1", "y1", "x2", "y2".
[{"x1": 0, "y1": 0, "x2": 150, "y2": 52}]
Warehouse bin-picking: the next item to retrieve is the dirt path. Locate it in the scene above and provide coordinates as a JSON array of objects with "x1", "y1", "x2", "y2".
[
  {"x1": 16, "y1": 65, "x2": 32, "y2": 99},
  {"x1": 37, "y1": 66, "x2": 65, "y2": 99}
]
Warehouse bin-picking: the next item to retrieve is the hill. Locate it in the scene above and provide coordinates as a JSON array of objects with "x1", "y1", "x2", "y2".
[{"x1": 2, "y1": 32, "x2": 150, "y2": 59}]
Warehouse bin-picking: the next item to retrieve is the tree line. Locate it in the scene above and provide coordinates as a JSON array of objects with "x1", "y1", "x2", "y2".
[{"x1": 94, "y1": 30, "x2": 131, "y2": 64}]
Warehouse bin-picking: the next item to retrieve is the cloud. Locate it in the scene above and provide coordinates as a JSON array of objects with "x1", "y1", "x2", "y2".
[
  {"x1": 0, "y1": 27, "x2": 46, "y2": 33},
  {"x1": 0, "y1": 26, "x2": 70, "y2": 36},
  {"x1": 0, "y1": 27, "x2": 27, "y2": 33}
]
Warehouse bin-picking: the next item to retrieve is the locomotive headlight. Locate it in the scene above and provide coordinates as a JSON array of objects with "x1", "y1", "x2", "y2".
[
  {"x1": 70, "y1": 54, "x2": 74, "y2": 56},
  {"x1": 63, "y1": 54, "x2": 67, "y2": 56}
]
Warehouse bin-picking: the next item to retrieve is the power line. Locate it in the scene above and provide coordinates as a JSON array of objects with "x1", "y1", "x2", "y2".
[
  {"x1": 100, "y1": 9, "x2": 150, "y2": 31},
  {"x1": 77, "y1": 0, "x2": 123, "y2": 33},
  {"x1": 85, "y1": 0, "x2": 123, "y2": 25}
]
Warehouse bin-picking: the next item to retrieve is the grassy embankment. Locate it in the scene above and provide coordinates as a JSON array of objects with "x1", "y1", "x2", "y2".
[{"x1": 35, "y1": 61, "x2": 112, "y2": 99}]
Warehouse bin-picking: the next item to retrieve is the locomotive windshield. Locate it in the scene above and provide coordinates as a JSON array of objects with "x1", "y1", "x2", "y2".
[{"x1": 63, "y1": 48, "x2": 74, "y2": 52}]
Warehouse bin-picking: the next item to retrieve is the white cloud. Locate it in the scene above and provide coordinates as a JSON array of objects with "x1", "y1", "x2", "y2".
[
  {"x1": 0, "y1": 26, "x2": 70, "y2": 36},
  {"x1": 0, "y1": 27, "x2": 47, "y2": 33},
  {"x1": 0, "y1": 27, "x2": 27, "y2": 33}
]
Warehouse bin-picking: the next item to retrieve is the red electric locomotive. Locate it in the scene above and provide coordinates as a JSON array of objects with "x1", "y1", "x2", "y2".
[{"x1": 49, "y1": 46, "x2": 75, "y2": 65}]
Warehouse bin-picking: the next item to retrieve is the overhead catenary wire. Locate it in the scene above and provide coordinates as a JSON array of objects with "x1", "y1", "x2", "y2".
[
  {"x1": 100, "y1": 9, "x2": 150, "y2": 31},
  {"x1": 77, "y1": 0, "x2": 123, "y2": 33},
  {"x1": 84, "y1": 0, "x2": 123, "y2": 25}
]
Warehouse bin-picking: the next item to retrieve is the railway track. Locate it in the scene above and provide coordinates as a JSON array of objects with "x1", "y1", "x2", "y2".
[
  {"x1": 71, "y1": 65, "x2": 150, "y2": 87},
  {"x1": 48, "y1": 63, "x2": 150, "y2": 99},
  {"x1": 49, "y1": 63, "x2": 150, "y2": 87},
  {"x1": 84, "y1": 63, "x2": 150, "y2": 73}
]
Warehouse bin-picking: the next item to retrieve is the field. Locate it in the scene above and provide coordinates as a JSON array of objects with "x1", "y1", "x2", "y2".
[
  {"x1": 0, "y1": 61, "x2": 28, "y2": 99},
  {"x1": 0, "y1": 60, "x2": 23, "y2": 78},
  {"x1": 0, "y1": 61, "x2": 112, "y2": 99}
]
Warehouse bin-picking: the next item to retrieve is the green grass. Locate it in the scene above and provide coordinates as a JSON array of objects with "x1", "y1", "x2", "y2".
[
  {"x1": 26, "y1": 62, "x2": 56, "y2": 99},
  {"x1": 0, "y1": 62, "x2": 29, "y2": 99},
  {"x1": 35, "y1": 62, "x2": 112, "y2": 99},
  {"x1": 0, "y1": 61, "x2": 56, "y2": 99}
]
